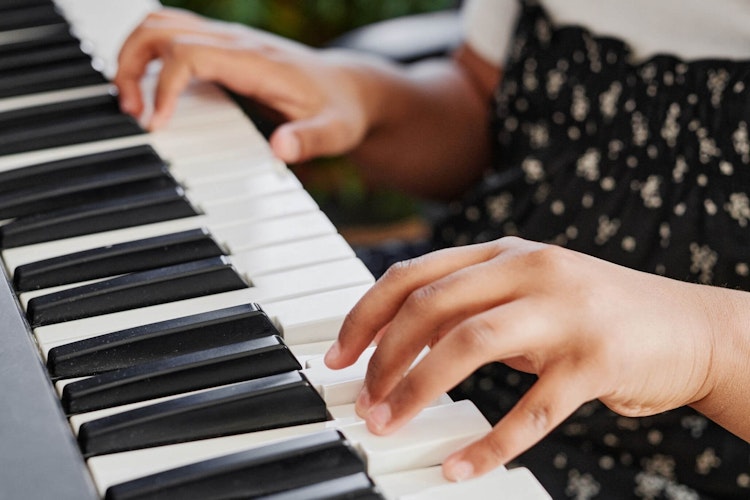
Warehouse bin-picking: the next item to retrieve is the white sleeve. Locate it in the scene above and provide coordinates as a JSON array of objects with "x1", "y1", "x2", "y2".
[{"x1": 461, "y1": 0, "x2": 520, "y2": 67}]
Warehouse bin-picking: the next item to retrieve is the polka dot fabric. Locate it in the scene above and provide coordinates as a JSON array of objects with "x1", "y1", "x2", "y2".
[
  {"x1": 435, "y1": 2, "x2": 750, "y2": 290},
  {"x1": 439, "y1": 2, "x2": 750, "y2": 498}
]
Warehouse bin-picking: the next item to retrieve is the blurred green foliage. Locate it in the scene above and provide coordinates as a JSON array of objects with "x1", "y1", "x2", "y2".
[{"x1": 161, "y1": 0, "x2": 455, "y2": 46}]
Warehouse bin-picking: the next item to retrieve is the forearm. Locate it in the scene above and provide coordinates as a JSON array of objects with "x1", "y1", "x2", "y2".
[
  {"x1": 335, "y1": 46, "x2": 499, "y2": 200},
  {"x1": 690, "y1": 285, "x2": 750, "y2": 441}
]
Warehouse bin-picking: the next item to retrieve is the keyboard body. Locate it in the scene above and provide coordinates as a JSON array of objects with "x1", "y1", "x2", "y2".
[{"x1": 0, "y1": 2, "x2": 550, "y2": 499}]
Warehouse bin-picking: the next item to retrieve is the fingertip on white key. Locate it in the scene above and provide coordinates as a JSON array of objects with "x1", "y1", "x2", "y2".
[{"x1": 341, "y1": 400, "x2": 491, "y2": 476}]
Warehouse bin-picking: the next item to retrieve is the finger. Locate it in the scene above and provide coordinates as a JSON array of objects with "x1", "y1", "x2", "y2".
[
  {"x1": 358, "y1": 237, "x2": 554, "y2": 416},
  {"x1": 362, "y1": 299, "x2": 549, "y2": 434},
  {"x1": 147, "y1": 36, "x2": 273, "y2": 130},
  {"x1": 326, "y1": 243, "x2": 501, "y2": 370},
  {"x1": 115, "y1": 12, "x2": 224, "y2": 118},
  {"x1": 359, "y1": 257, "x2": 535, "y2": 416},
  {"x1": 115, "y1": 21, "x2": 169, "y2": 117},
  {"x1": 114, "y1": 44, "x2": 154, "y2": 117},
  {"x1": 328, "y1": 237, "x2": 542, "y2": 371},
  {"x1": 443, "y1": 366, "x2": 596, "y2": 481},
  {"x1": 149, "y1": 54, "x2": 193, "y2": 130},
  {"x1": 268, "y1": 126, "x2": 302, "y2": 163},
  {"x1": 269, "y1": 111, "x2": 363, "y2": 163}
]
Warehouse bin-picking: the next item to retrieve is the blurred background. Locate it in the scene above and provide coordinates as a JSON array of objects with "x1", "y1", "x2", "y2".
[
  {"x1": 161, "y1": 1, "x2": 454, "y2": 46},
  {"x1": 160, "y1": 0, "x2": 459, "y2": 245}
]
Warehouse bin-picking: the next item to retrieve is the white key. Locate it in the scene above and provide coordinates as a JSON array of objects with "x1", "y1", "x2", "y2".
[
  {"x1": 264, "y1": 283, "x2": 372, "y2": 346},
  {"x1": 24, "y1": 230, "x2": 355, "y2": 299},
  {"x1": 302, "y1": 346, "x2": 433, "y2": 407},
  {"x1": 0, "y1": 167, "x2": 311, "y2": 272},
  {"x1": 198, "y1": 189, "x2": 319, "y2": 230},
  {"x1": 168, "y1": 151, "x2": 277, "y2": 186},
  {"x1": 376, "y1": 466, "x2": 501, "y2": 499},
  {"x1": 0, "y1": 134, "x2": 154, "y2": 173},
  {"x1": 288, "y1": 340, "x2": 337, "y2": 366},
  {"x1": 229, "y1": 233, "x2": 356, "y2": 278},
  {"x1": 213, "y1": 211, "x2": 338, "y2": 255},
  {"x1": 0, "y1": 86, "x2": 269, "y2": 176},
  {"x1": 0, "y1": 115, "x2": 255, "y2": 176},
  {"x1": 302, "y1": 347, "x2": 376, "y2": 406},
  {"x1": 35, "y1": 282, "x2": 371, "y2": 350},
  {"x1": 4, "y1": 210, "x2": 335, "y2": 272},
  {"x1": 342, "y1": 400, "x2": 491, "y2": 477},
  {"x1": 382, "y1": 466, "x2": 552, "y2": 500},
  {"x1": 3, "y1": 216, "x2": 207, "y2": 272},
  {"x1": 149, "y1": 125, "x2": 252, "y2": 156},
  {"x1": 13, "y1": 191, "x2": 323, "y2": 295},
  {"x1": 186, "y1": 169, "x2": 303, "y2": 205},
  {"x1": 64, "y1": 366, "x2": 365, "y2": 435},
  {"x1": 247, "y1": 258, "x2": 373, "y2": 303},
  {"x1": 86, "y1": 399, "x2": 483, "y2": 497},
  {"x1": 87, "y1": 419, "x2": 340, "y2": 496},
  {"x1": 23, "y1": 255, "x2": 370, "y2": 315}
]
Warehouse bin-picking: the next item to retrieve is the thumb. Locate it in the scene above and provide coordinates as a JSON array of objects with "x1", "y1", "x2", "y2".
[{"x1": 269, "y1": 113, "x2": 361, "y2": 164}]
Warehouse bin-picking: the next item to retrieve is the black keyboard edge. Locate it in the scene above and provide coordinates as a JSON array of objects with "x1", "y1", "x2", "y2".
[{"x1": 0, "y1": 258, "x2": 99, "y2": 499}]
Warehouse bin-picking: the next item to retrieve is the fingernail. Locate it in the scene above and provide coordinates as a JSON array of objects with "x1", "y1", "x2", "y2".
[
  {"x1": 323, "y1": 340, "x2": 340, "y2": 366},
  {"x1": 367, "y1": 402, "x2": 391, "y2": 433},
  {"x1": 355, "y1": 386, "x2": 371, "y2": 414},
  {"x1": 274, "y1": 129, "x2": 300, "y2": 163},
  {"x1": 446, "y1": 460, "x2": 474, "y2": 482}
]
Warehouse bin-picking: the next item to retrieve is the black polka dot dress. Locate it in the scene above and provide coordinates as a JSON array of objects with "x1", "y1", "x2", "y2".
[{"x1": 435, "y1": 2, "x2": 750, "y2": 498}]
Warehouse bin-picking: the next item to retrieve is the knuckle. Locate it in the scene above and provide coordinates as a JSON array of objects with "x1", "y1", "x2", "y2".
[
  {"x1": 167, "y1": 38, "x2": 192, "y2": 57},
  {"x1": 524, "y1": 243, "x2": 563, "y2": 269},
  {"x1": 403, "y1": 282, "x2": 442, "y2": 316},
  {"x1": 519, "y1": 400, "x2": 554, "y2": 434},
  {"x1": 381, "y1": 258, "x2": 420, "y2": 283},
  {"x1": 511, "y1": 243, "x2": 577, "y2": 286},
  {"x1": 452, "y1": 316, "x2": 498, "y2": 355},
  {"x1": 495, "y1": 235, "x2": 524, "y2": 249}
]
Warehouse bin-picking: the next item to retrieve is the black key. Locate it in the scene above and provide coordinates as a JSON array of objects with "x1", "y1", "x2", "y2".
[
  {"x1": 78, "y1": 371, "x2": 329, "y2": 457},
  {"x1": 62, "y1": 335, "x2": 302, "y2": 415},
  {"x1": 16, "y1": 228, "x2": 225, "y2": 292},
  {"x1": 47, "y1": 304, "x2": 282, "y2": 378},
  {"x1": 0, "y1": 0, "x2": 53, "y2": 10},
  {"x1": 0, "y1": 40, "x2": 90, "y2": 72},
  {"x1": 28, "y1": 256, "x2": 248, "y2": 327},
  {"x1": 0, "y1": 36, "x2": 106, "y2": 98},
  {"x1": 0, "y1": 5, "x2": 65, "y2": 31},
  {"x1": 0, "y1": 59, "x2": 106, "y2": 99},
  {"x1": 0, "y1": 186, "x2": 197, "y2": 248},
  {"x1": 260, "y1": 473, "x2": 385, "y2": 500},
  {"x1": 0, "y1": 145, "x2": 165, "y2": 194},
  {"x1": 0, "y1": 162, "x2": 174, "y2": 219},
  {"x1": 0, "y1": 94, "x2": 143, "y2": 157},
  {"x1": 104, "y1": 430, "x2": 368, "y2": 500}
]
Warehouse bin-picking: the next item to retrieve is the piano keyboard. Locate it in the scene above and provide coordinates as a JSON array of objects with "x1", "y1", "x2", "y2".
[{"x1": 0, "y1": 1, "x2": 551, "y2": 499}]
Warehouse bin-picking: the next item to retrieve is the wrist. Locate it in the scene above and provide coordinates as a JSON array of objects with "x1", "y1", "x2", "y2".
[{"x1": 689, "y1": 285, "x2": 750, "y2": 441}]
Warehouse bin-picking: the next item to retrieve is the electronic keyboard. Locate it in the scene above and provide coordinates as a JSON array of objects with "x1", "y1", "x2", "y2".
[{"x1": 0, "y1": 1, "x2": 550, "y2": 498}]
